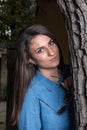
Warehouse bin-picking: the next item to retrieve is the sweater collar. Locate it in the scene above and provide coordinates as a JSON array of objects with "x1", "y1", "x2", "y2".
[{"x1": 36, "y1": 70, "x2": 63, "y2": 91}]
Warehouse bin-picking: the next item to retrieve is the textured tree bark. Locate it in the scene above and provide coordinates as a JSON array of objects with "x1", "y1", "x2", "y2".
[{"x1": 57, "y1": 0, "x2": 87, "y2": 130}]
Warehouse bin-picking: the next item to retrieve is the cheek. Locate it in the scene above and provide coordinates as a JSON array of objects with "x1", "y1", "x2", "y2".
[
  {"x1": 55, "y1": 46, "x2": 60, "y2": 56},
  {"x1": 36, "y1": 54, "x2": 47, "y2": 62},
  {"x1": 56, "y1": 47, "x2": 60, "y2": 62},
  {"x1": 32, "y1": 54, "x2": 47, "y2": 64}
]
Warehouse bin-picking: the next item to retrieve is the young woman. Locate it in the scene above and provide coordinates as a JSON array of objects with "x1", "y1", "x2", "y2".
[{"x1": 11, "y1": 24, "x2": 74, "y2": 130}]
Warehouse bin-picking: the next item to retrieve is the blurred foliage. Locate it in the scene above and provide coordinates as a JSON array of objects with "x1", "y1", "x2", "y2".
[{"x1": 0, "y1": 0, "x2": 37, "y2": 44}]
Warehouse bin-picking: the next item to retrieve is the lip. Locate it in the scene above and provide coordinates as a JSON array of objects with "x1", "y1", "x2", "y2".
[{"x1": 50, "y1": 56, "x2": 57, "y2": 62}]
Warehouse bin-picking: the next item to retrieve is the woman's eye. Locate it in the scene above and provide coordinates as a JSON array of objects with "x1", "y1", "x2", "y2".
[
  {"x1": 37, "y1": 48, "x2": 44, "y2": 53},
  {"x1": 49, "y1": 40, "x2": 55, "y2": 46}
]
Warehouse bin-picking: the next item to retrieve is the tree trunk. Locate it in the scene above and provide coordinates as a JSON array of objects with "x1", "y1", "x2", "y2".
[{"x1": 57, "y1": 0, "x2": 87, "y2": 130}]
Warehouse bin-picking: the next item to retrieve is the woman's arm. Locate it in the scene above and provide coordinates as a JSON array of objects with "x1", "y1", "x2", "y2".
[{"x1": 61, "y1": 64, "x2": 73, "y2": 90}]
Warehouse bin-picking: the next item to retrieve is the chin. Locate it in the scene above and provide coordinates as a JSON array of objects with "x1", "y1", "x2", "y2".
[
  {"x1": 53, "y1": 62, "x2": 60, "y2": 66},
  {"x1": 50, "y1": 63, "x2": 59, "y2": 68}
]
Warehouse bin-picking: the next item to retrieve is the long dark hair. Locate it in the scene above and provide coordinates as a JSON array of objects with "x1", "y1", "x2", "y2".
[{"x1": 11, "y1": 24, "x2": 64, "y2": 125}]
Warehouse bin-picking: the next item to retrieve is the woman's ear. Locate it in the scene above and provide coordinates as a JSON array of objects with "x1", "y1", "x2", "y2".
[{"x1": 29, "y1": 58, "x2": 36, "y2": 65}]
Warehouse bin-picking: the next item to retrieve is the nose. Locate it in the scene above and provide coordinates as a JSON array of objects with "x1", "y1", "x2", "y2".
[{"x1": 47, "y1": 47, "x2": 54, "y2": 56}]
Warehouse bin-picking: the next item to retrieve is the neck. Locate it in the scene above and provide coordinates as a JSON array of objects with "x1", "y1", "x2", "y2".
[{"x1": 38, "y1": 68, "x2": 61, "y2": 82}]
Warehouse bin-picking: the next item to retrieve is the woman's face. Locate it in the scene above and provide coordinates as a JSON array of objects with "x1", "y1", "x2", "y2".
[{"x1": 29, "y1": 34, "x2": 60, "y2": 71}]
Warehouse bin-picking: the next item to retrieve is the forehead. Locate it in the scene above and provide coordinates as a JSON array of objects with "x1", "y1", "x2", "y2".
[{"x1": 30, "y1": 34, "x2": 51, "y2": 46}]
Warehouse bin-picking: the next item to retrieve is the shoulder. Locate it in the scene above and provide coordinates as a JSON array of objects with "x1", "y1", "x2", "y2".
[
  {"x1": 24, "y1": 74, "x2": 43, "y2": 101},
  {"x1": 19, "y1": 78, "x2": 41, "y2": 115}
]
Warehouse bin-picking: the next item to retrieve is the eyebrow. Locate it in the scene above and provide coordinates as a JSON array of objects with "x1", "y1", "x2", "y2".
[{"x1": 34, "y1": 39, "x2": 52, "y2": 52}]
